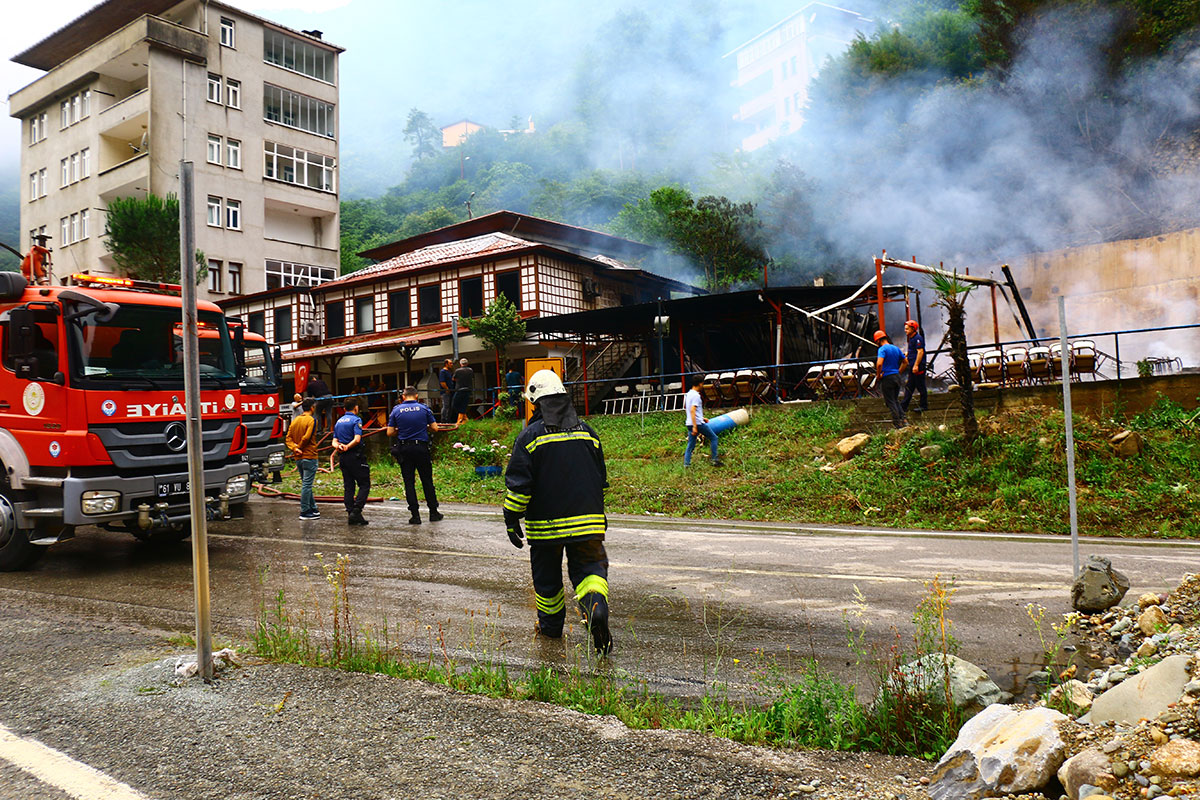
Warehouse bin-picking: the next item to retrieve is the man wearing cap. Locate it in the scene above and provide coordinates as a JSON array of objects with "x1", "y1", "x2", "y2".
[
  {"x1": 387, "y1": 386, "x2": 444, "y2": 526},
  {"x1": 901, "y1": 320, "x2": 928, "y2": 414},
  {"x1": 875, "y1": 331, "x2": 909, "y2": 429},
  {"x1": 333, "y1": 396, "x2": 371, "y2": 526},
  {"x1": 438, "y1": 359, "x2": 455, "y2": 424},
  {"x1": 502, "y1": 369, "x2": 613, "y2": 655}
]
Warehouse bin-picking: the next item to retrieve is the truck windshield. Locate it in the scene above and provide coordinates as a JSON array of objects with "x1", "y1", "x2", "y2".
[
  {"x1": 68, "y1": 304, "x2": 237, "y2": 387},
  {"x1": 242, "y1": 339, "x2": 277, "y2": 389}
]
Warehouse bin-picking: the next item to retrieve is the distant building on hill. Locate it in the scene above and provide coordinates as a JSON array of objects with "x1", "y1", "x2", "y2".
[
  {"x1": 441, "y1": 119, "x2": 484, "y2": 148},
  {"x1": 725, "y1": 2, "x2": 872, "y2": 152}
]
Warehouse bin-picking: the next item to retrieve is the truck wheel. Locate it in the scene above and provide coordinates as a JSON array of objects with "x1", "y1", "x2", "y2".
[{"x1": 0, "y1": 492, "x2": 45, "y2": 571}]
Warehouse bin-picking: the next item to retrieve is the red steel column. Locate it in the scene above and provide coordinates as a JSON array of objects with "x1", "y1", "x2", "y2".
[
  {"x1": 581, "y1": 334, "x2": 589, "y2": 416},
  {"x1": 874, "y1": 256, "x2": 885, "y2": 332}
]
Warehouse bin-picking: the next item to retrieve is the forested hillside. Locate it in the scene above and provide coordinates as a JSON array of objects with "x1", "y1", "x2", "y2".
[{"x1": 343, "y1": 0, "x2": 1200, "y2": 290}]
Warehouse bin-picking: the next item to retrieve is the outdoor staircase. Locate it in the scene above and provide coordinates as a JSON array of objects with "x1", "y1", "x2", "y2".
[{"x1": 565, "y1": 341, "x2": 645, "y2": 411}]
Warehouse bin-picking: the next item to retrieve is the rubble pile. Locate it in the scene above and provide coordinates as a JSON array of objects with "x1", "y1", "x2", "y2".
[{"x1": 930, "y1": 572, "x2": 1200, "y2": 800}]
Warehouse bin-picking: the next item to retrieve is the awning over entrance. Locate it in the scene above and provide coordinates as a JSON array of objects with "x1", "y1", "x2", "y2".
[{"x1": 283, "y1": 323, "x2": 452, "y2": 363}]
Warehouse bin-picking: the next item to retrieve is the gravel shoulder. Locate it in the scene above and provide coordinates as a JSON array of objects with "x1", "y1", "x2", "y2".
[{"x1": 0, "y1": 602, "x2": 934, "y2": 800}]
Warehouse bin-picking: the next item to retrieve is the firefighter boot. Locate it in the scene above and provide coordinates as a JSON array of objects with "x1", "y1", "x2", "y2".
[{"x1": 581, "y1": 593, "x2": 612, "y2": 655}]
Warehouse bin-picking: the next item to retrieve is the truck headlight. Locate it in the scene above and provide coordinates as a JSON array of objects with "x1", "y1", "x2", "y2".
[
  {"x1": 266, "y1": 451, "x2": 285, "y2": 468},
  {"x1": 225, "y1": 475, "x2": 249, "y2": 497},
  {"x1": 81, "y1": 490, "x2": 121, "y2": 515}
]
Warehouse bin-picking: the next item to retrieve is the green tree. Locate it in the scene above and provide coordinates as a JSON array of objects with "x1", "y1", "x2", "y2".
[
  {"x1": 403, "y1": 108, "x2": 442, "y2": 161},
  {"x1": 614, "y1": 187, "x2": 768, "y2": 290},
  {"x1": 103, "y1": 193, "x2": 205, "y2": 284},
  {"x1": 466, "y1": 294, "x2": 526, "y2": 367}
]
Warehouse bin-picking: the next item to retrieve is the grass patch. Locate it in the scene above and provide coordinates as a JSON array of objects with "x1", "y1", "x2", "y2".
[
  {"x1": 277, "y1": 396, "x2": 1200, "y2": 537},
  {"x1": 252, "y1": 555, "x2": 964, "y2": 760}
]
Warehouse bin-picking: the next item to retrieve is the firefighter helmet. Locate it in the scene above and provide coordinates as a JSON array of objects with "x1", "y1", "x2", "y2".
[
  {"x1": 526, "y1": 369, "x2": 566, "y2": 403},
  {"x1": 873, "y1": 330, "x2": 888, "y2": 343}
]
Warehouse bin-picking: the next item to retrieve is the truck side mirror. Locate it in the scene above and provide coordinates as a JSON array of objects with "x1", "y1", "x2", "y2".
[
  {"x1": 233, "y1": 324, "x2": 246, "y2": 376},
  {"x1": 272, "y1": 347, "x2": 282, "y2": 382},
  {"x1": 9, "y1": 307, "x2": 37, "y2": 380}
]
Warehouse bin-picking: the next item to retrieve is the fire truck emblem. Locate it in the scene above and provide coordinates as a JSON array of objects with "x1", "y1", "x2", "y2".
[
  {"x1": 22, "y1": 383, "x2": 45, "y2": 416},
  {"x1": 48, "y1": 441, "x2": 61, "y2": 458},
  {"x1": 101, "y1": 399, "x2": 117, "y2": 417},
  {"x1": 225, "y1": 393, "x2": 236, "y2": 410},
  {"x1": 164, "y1": 422, "x2": 187, "y2": 453},
  {"x1": 267, "y1": 395, "x2": 276, "y2": 409}
]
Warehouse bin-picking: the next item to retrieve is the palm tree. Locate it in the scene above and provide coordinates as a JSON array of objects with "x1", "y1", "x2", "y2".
[{"x1": 930, "y1": 271, "x2": 979, "y2": 441}]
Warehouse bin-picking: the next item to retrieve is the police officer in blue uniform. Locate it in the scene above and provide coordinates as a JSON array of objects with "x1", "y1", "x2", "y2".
[
  {"x1": 387, "y1": 385, "x2": 444, "y2": 526},
  {"x1": 333, "y1": 396, "x2": 371, "y2": 526}
]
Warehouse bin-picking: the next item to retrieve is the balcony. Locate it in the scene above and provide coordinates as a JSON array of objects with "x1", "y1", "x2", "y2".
[{"x1": 97, "y1": 152, "x2": 149, "y2": 203}]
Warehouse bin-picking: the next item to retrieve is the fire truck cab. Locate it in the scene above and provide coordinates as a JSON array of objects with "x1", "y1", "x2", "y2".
[
  {"x1": 0, "y1": 272, "x2": 250, "y2": 570},
  {"x1": 230, "y1": 322, "x2": 285, "y2": 484}
]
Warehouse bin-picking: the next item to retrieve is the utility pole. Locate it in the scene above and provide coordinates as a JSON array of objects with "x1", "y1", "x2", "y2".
[
  {"x1": 1058, "y1": 296, "x2": 1079, "y2": 578},
  {"x1": 179, "y1": 160, "x2": 213, "y2": 681}
]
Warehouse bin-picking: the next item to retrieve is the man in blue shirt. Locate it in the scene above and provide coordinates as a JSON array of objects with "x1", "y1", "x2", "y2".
[
  {"x1": 333, "y1": 396, "x2": 371, "y2": 526},
  {"x1": 437, "y1": 359, "x2": 454, "y2": 424},
  {"x1": 901, "y1": 319, "x2": 929, "y2": 414},
  {"x1": 387, "y1": 386, "x2": 444, "y2": 526},
  {"x1": 874, "y1": 331, "x2": 909, "y2": 429}
]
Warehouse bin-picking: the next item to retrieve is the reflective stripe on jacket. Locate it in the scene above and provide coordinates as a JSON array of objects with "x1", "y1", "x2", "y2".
[{"x1": 504, "y1": 419, "x2": 608, "y2": 542}]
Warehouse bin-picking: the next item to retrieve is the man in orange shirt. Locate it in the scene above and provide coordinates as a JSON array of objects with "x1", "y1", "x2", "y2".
[{"x1": 285, "y1": 398, "x2": 320, "y2": 520}]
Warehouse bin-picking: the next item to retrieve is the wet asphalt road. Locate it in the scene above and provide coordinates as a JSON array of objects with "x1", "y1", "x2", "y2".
[{"x1": 3, "y1": 498, "x2": 1199, "y2": 696}]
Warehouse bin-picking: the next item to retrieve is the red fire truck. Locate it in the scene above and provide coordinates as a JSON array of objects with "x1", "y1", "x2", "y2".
[
  {"x1": 0, "y1": 271, "x2": 250, "y2": 570},
  {"x1": 231, "y1": 324, "x2": 285, "y2": 484}
]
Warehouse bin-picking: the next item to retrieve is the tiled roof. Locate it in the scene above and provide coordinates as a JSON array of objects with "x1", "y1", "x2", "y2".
[{"x1": 334, "y1": 232, "x2": 534, "y2": 284}]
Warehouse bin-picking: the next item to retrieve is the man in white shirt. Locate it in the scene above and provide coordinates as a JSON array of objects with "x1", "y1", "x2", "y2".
[{"x1": 683, "y1": 374, "x2": 720, "y2": 466}]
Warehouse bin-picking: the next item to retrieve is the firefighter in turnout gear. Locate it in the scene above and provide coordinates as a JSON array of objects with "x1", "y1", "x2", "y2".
[{"x1": 503, "y1": 369, "x2": 613, "y2": 654}]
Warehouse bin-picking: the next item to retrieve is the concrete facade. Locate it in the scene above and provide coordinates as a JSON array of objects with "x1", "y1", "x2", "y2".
[
  {"x1": 9, "y1": 0, "x2": 342, "y2": 303},
  {"x1": 965, "y1": 227, "x2": 1200, "y2": 366}
]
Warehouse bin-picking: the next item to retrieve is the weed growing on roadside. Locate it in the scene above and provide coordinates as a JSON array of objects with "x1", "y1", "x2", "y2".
[{"x1": 1026, "y1": 603, "x2": 1082, "y2": 714}]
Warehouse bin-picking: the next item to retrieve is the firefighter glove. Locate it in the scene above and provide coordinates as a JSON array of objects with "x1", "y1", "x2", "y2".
[{"x1": 504, "y1": 509, "x2": 525, "y2": 549}]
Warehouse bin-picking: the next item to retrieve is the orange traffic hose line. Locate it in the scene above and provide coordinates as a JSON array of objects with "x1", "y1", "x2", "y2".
[{"x1": 264, "y1": 426, "x2": 393, "y2": 503}]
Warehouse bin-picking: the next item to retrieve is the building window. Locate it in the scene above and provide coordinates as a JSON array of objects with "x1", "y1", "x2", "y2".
[
  {"x1": 263, "y1": 141, "x2": 336, "y2": 192},
  {"x1": 263, "y1": 84, "x2": 335, "y2": 138},
  {"x1": 37, "y1": 169, "x2": 46, "y2": 198},
  {"x1": 60, "y1": 217, "x2": 68, "y2": 245},
  {"x1": 388, "y1": 289, "x2": 410, "y2": 329},
  {"x1": 70, "y1": 213, "x2": 79, "y2": 244},
  {"x1": 60, "y1": 99, "x2": 70, "y2": 129},
  {"x1": 207, "y1": 74, "x2": 222, "y2": 103},
  {"x1": 354, "y1": 295, "x2": 374, "y2": 334},
  {"x1": 228, "y1": 262, "x2": 242, "y2": 295},
  {"x1": 226, "y1": 79, "x2": 241, "y2": 109},
  {"x1": 273, "y1": 306, "x2": 292, "y2": 344},
  {"x1": 225, "y1": 199, "x2": 241, "y2": 230},
  {"x1": 207, "y1": 134, "x2": 222, "y2": 164},
  {"x1": 69, "y1": 152, "x2": 78, "y2": 183},
  {"x1": 418, "y1": 284, "x2": 441, "y2": 325},
  {"x1": 459, "y1": 276, "x2": 484, "y2": 318},
  {"x1": 80, "y1": 209, "x2": 88, "y2": 240},
  {"x1": 264, "y1": 30, "x2": 334, "y2": 83},
  {"x1": 265, "y1": 259, "x2": 336, "y2": 289},
  {"x1": 208, "y1": 260, "x2": 223, "y2": 292},
  {"x1": 325, "y1": 301, "x2": 345, "y2": 339},
  {"x1": 80, "y1": 148, "x2": 89, "y2": 179},
  {"x1": 59, "y1": 159, "x2": 69, "y2": 188},
  {"x1": 29, "y1": 173, "x2": 37, "y2": 200},
  {"x1": 207, "y1": 196, "x2": 222, "y2": 227},
  {"x1": 495, "y1": 271, "x2": 521, "y2": 310},
  {"x1": 247, "y1": 311, "x2": 265, "y2": 336},
  {"x1": 81, "y1": 90, "x2": 90, "y2": 118},
  {"x1": 29, "y1": 112, "x2": 47, "y2": 145},
  {"x1": 226, "y1": 139, "x2": 241, "y2": 169},
  {"x1": 219, "y1": 17, "x2": 235, "y2": 48}
]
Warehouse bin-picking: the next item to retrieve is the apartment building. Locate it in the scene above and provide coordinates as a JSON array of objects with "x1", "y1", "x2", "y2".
[
  {"x1": 725, "y1": 2, "x2": 871, "y2": 151},
  {"x1": 8, "y1": 0, "x2": 342, "y2": 302}
]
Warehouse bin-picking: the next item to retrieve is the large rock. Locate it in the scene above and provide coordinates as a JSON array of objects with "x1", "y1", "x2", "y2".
[
  {"x1": 1137, "y1": 605, "x2": 1169, "y2": 636},
  {"x1": 1047, "y1": 679, "x2": 1094, "y2": 714},
  {"x1": 929, "y1": 704, "x2": 1068, "y2": 800},
  {"x1": 835, "y1": 433, "x2": 871, "y2": 459},
  {"x1": 1087, "y1": 654, "x2": 1191, "y2": 725},
  {"x1": 1110, "y1": 429, "x2": 1143, "y2": 458},
  {"x1": 1057, "y1": 748, "x2": 1117, "y2": 799},
  {"x1": 895, "y1": 654, "x2": 1007, "y2": 719},
  {"x1": 1070, "y1": 555, "x2": 1130, "y2": 613},
  {"x1": 1150, "y1": 739, "x2": 1200, "y2": 777}
]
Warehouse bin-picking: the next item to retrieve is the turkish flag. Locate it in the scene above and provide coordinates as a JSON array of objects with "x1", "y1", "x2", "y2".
[{"x1": 294, "y1": 360, "x2": 310, "y2": 394}]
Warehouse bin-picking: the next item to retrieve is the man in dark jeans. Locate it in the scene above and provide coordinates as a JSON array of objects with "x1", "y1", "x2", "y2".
[
  {"x1": 306, "y1": 372, "x2": 333, "y2": 433},
  {"x1": 901, "y1": 320, "x2": 928, "y2": 414},
  {"x1": 437, "y1": 359, "x2": 454, "y2": 423},
  {"x1": 333, "y1": 396, "x2": 370, "y2": 525},
  {"x1": 874, "y1": 330, "x2": 909, "y2": 429},
  {"x1": 452, "y1": 358, "x2": 474, "y2": 425},
  {"x1": 387, "y1": 386, "x2": 444, "y2": 526}
]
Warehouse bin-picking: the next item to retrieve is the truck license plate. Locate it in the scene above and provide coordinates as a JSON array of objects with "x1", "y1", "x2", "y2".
[{"x1": 156, "y1": 479, "x2": 189, "y2": 498}]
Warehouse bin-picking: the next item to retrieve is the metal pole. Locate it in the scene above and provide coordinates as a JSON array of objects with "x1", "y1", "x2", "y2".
[
  {"x1": 873, "y1": 256, "x2": 885, "y2": 331},
  {"x1": 451, "y1": 317, "x2": 459, "y2": 363},
  {"x1": 657, "y1": 297, "x2": 665, "y2": 401},
  {"x1": 581, "y1": 334, "x2": 589, "y2": 417},
  {"x1": 990, "y1": 284, "x2": 1000, "y2": 348},
  {"x1": 1114, "y1": 333, "x2": 1121, "y2": 381},
  {"x1": 1058, "y1": 297, "x2": 1079, "y2": 578},
  {"x1": 179, "y1": 161, "x2": 213, "y2": 681}
]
